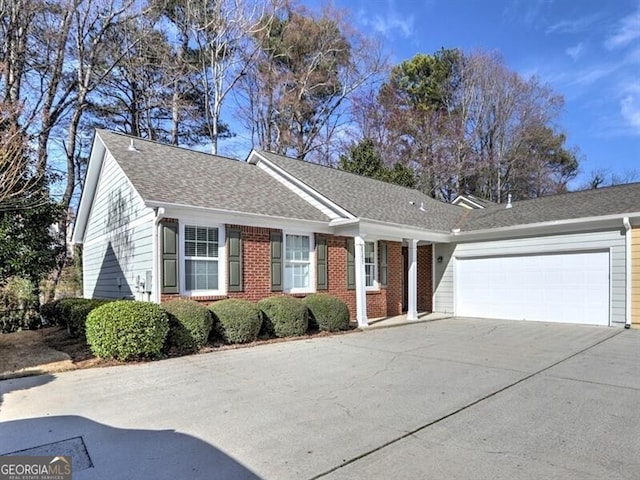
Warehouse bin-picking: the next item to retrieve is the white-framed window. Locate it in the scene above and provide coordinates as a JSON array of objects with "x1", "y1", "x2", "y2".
[
  {"x1": 284, "y1": 233, "x2": 314, "y2": 292},
  {"x1": 182, "y1": 224, "x2": 224, "y2": 295},
  {"x1": 364, "y1": 240, "x2": 377, "y2": 289}
]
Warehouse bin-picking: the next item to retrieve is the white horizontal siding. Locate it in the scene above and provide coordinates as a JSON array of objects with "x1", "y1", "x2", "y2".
[
  {"x1": 82, "y1": 150, "x2": 155, "y2": 300},
  {"x1": 85, "y1": 151, "x2": 152, "y2": 242},
  {"x1": 434, "y1": 243, "x2": 455, "y2": 313},
  {"x1": 434, "y1": 229, "x2": 626, "y2": 325}
]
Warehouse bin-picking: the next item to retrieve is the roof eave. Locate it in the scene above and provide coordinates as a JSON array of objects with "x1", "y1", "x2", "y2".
[
  {"x1": 357, "y1": 218, "x2": 452, "y2": 243},
  {"x1": 248, "y1": 150, "x2": 356, "y2": 220},
  {"x1": 71, "y1": 131, "x2": 104, "y2": 245},
  {"x1": 144, "y1": 200, "x2": 333, "y2": 231},
  {"x1": 454, "y1": 211, "x2": 640, "y2": 242}
]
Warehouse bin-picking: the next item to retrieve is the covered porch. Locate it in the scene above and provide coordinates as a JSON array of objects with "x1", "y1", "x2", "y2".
[{"x1": 331, "y1": 220, "x2": 448, "y2": 327}]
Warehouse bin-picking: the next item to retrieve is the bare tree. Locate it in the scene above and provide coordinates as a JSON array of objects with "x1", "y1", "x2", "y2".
[
  {"x1": 372, "y1": 49, "x2": 577, "y2": 201},
  {"x1": 0, "y1": 103, "x2": 44, "y2": 209},
  {"x1": 157, "y1": 0, "x2": 281, "y2": 154},
  {"x1": 238, "y1": 2, "x2": 386, "y2": 161}
]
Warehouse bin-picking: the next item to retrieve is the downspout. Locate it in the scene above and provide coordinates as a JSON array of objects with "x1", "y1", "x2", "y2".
[
  {"x1": 623, "y1": 217, "x2": 631, "y2": 329},
  {"x1": 152, "y1": 207, "x2": 166, "y2": 303}
]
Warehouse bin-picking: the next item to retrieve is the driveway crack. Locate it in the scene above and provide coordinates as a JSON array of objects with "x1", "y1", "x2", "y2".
[{"x1": 308, "y1": 328, "x2": 625, "y2": 480}]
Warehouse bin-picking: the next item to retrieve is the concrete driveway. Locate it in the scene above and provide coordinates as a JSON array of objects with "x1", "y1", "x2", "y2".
[{"x1": 1, "y1": 318, "x2": 638, "y2": 479}]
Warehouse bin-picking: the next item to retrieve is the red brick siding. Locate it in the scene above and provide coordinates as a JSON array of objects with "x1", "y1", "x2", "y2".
[
  {"x1": 417, "y1": 245, "x2": 433, "y2": 312},
  {"x1": 386, "y1": 241, "x2": 404, "y2": 316},
  {"x1": 226, "y1": 224, "x2": 276, "y2": 302},
  {"x1": 159, "y1": 224, "x2": 432, "y2": 321}
]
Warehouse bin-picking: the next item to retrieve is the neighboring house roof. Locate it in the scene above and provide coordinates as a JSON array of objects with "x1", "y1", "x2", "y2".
[
  {"x1": 255, "y1": 150, "x2": 466, "y2": 233},
  {"x1": 95, "y1": 130, "x2": 330, "y2": 223},
  {"x1": 460, "y1": 183, "x2": 640, "y2": 231}
]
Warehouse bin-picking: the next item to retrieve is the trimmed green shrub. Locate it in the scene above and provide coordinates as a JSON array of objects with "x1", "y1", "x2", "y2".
[
  {"x1": 67, "y1": 299, "x2": 113, "y2": 338},
  {"x1": 208, "y1": 299, "x2": 261, "y2": 344},
  {"x1": 40, "y1": 299, "x2": 62, "y2": 325},
  {"x1": 258, "y1": 296, "x2": 308, "y2": 338},
  {"x1": 304, "y1": 294, "x2": 351, "y2": 332},
  {"x1": 42, "y1": 298, "x2": 111, "y2": 336},
  {"x1": 162, "y1": 299, "x2": 213, "y2": 354},
  {"x1": 85, "y1": 300, "x2": 169, "y2": 361},
  {"x1": 53, "y1": 298, "x2": 85, "y2": 327}
]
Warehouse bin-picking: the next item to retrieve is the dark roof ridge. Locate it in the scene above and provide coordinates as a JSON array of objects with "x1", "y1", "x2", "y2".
[
  {"x1": 255, "y1": 149, "x2": 446, "y2": 204},
  {"x1": 507, "y1": 181, "x2": 640, "y2": 205},
  {"x1": 97, "y1": 128, "x2": 243, "y2": 164}
]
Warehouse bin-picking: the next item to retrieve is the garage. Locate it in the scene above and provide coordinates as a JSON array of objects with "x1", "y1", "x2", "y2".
[{"x1": 455, "y1": 250, "x2": 610, "y2": 326}]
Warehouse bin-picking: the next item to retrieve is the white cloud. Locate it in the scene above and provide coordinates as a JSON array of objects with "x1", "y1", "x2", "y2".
[
  {"x1": 504, "y1": 0, "x2": 554, "y2": 25},
  {"x1": 565, "y1": 42, "x2": 585, "y2": 61},
  {"x1": 569, "y1": 63, "x2": 619, "y2": 86},
  {"x1": 618, "y1": 81, "x2": 640, "y2": 134},
  {"x1": 620, "y1": 94, "x2": 640, "y2": 133},
  {"x1": 357, "y1": 0, "x2": 415, "y2": 39},
  {"x1": 546, "y1": 14, "x2": 600, "y2": 34},
  {"x1": 605, "y1": 7, "x2": 640, "y2": 49}
]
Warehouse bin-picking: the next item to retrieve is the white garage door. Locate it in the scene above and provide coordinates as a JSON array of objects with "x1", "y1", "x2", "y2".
[{"x1": 456, "y1": 251, "x2": 610, "y2": 326}]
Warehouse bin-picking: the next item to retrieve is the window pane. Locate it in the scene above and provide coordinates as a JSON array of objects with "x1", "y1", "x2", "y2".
[
  {"x1": 196, "y1": 227, "x2": 207, "y2": 241},
  {"x1": 285, "y1": 263, "x2": 309, "y2": 289},
  {"x1": 300, "y1": 236, "x2": 309, "y2": 261},
  {"x1": 365, "y1": 264, "x2": 374, "y2": 287},
  {"x1": 185, "y1": 225, "x2": 218, "y2": 259},
  {"x1": 285, "y1": 234, "x2": 310, "y2": 261},
  {"x1": 186, "y1": 259, "x2": 218, "y2": 291},
  {"x1": 365, "y1": 242, "x2": 375, "y2": 263},
  {"x1": 284, "y1": 234, "x2": 311, "y2": 289}
]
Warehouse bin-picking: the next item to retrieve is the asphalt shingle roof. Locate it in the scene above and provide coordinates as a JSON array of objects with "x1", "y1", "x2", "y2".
[
  {"x1": 257, "y1": 150, "x2": 467, "y2": 232},
  {"x1": 97, "y1": 130, "x2": 640, "y2": 234},
  {"x1": 96, "y1": 130, "x2": 330, "y2": 223},
  {"x1": 460, "y1": 183, "x2": 640, "y2": 231}
]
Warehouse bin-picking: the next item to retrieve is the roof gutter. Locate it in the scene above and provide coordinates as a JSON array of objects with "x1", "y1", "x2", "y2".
[
  {"x1": 623, "y1": 217, "x2": 632, "y2": 329},
  {"x1": 144, "y1": 200, "x2": 332, "y2": 230},
  {"x1": 452, "y1": 211, "x2": 640, "y2": 241}
]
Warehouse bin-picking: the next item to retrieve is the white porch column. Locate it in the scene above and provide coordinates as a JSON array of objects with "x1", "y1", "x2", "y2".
[
  {"x1": 407, "y1": 238, "x2": 418, "y2": 321},
  {"x1": 354, "y1": 235, "x2": 368, "y2": 327}
]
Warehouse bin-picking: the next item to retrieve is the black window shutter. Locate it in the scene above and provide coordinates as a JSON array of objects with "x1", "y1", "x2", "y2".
[
  {"x1": 379, "y1": 241, "x2": 388, "y2": 287},
  {"x1": 346, "y1": 238, "x2": 355, "y2": 290},
  {"x1": 227, "y1": 228, "x2": 243, "y2": 292},
  {"x1": 161, "y1": 221, "x2": 179, "y2": 294},
  {"x1": 316, "y1": 236, "x2": 328, "y2": 290},
  {"x1": 270, "y1": 231, "x2": 283, "y2": 291}
]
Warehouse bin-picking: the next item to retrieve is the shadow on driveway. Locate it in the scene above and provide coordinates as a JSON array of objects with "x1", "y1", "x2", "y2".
[
  {"x1": 0, "y1": 373, "x2": 54, "y2": 409},
  {"x1": 0, "y1": 415, "x2": 259, "y2": 479}
]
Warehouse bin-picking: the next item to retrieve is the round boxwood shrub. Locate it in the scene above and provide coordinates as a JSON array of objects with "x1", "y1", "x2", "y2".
[
  {"x1": 162, "y1": 299, "x2": 213, "y2": 354},
  {"x1": 85, "y1": 300, "x2": 169, "y2": 361},
  {"x1": 208, "y1": 299, "x2": 261, "y2": 344},
  {"x1": 258, "y1": 296, "x2": 308, "y2": 338},
  {"x1": 304, "y1": 294, "x2": 350, "y2": 332}
]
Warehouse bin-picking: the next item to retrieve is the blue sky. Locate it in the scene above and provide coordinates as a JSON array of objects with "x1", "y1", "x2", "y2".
[{"x1": 288, "y1": 0, "x2": 639, "y2": 186}]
